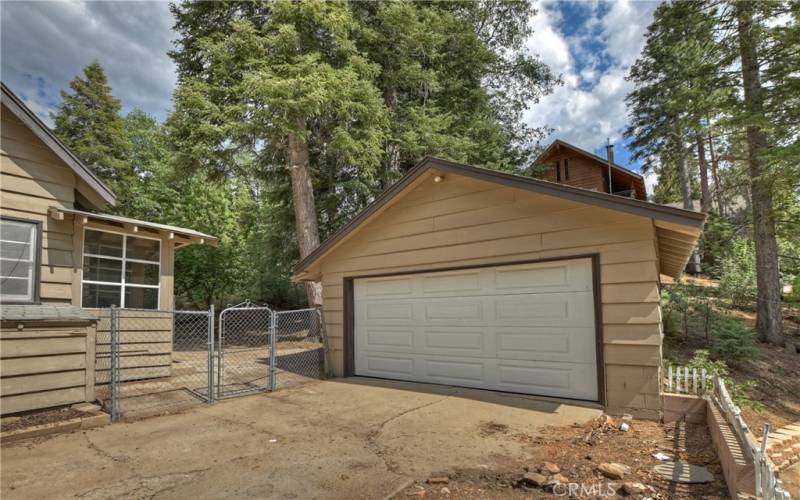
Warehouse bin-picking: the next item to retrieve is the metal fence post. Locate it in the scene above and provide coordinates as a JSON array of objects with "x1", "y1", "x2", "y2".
[
  {"x1": 109, "y1": 305, "x2": 120, "y2": 422},
  {"x1": 207, "y1": 304, "x2": 215, "y2": 403},
  {"x1": 269, "y1": 311, "x2": 277, "y2": 391}
]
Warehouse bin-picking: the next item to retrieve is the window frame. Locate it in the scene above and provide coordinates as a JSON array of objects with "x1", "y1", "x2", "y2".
[
  {"x1": 80, "y1": 227, "x2": 162, "y2": 310},
  {"x1": 0, "y1": 216, "x2": 42, "y2": 305}
]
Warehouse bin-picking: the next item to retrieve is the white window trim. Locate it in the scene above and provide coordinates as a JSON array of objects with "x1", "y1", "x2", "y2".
[
  {"x1": 80, "y1": 227, "x2": 162, "y2": 309},
  {"x1": 0, "y1": 218, "x2": 40, "y2": 304}
]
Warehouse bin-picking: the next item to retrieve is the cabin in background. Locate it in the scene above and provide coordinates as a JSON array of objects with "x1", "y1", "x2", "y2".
[
  {"x1": 534, "y1": 139, "x2": 648, "y2": 201},
  {"x1": 0, "y1": 83, "x2": 217, "y2": 414}
]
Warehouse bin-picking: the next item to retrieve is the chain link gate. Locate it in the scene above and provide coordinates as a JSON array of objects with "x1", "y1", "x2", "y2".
[
  {"x1": 216, "y1": 306, "x2": 274, "y2": 398},
  {"x1": 104, "y1": 304, "x2": 328, "y2": 421}
]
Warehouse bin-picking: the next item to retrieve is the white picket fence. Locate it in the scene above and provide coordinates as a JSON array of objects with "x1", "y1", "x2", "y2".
[
  {"x1": 663, "y1": 366, "x2": 792, "y2": 499},
  {"x1": 664, "y1": 365, "x2": 711, "y2": 394},
  {"x1": 712, "y1": 375, "x2": 791, "y2": 500}
]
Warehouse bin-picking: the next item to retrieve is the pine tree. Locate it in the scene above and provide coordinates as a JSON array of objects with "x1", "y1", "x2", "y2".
[
  {"x1": 52, "y1": 62, "x2": 130, "y2": 190},
  {"x1": 167, "y1": 1, "x2": 389, "y2": 305}
]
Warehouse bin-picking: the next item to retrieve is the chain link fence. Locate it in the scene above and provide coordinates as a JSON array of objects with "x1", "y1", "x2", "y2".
[{"x1": 99, "y1": 304, "x2": 328, "y2": 421}]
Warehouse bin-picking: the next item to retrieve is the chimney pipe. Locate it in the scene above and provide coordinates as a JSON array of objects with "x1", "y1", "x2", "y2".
[{"x1": 606, "y1": 138, "x2": 614, "y2": 194}]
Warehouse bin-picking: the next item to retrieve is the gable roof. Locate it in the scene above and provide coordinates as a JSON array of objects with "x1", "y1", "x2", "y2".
[
  {"x1": 1, "y1": 82, "x2": 116, "y2": 208},
  {"x1": 294, "y1": 157, "x2": 705, "y2": 279},
  {"x1": 535, "y1": 139, "x2": 647, "y2": 200}
]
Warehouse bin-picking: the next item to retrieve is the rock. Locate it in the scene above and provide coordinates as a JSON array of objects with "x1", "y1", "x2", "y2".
[
  {"x1": 623, "y1": 482, "x2": 647, "y2": 495},
  {"x1": 406, "y1": 488, "x2": 426, "y2": 498},
  {"x1": 621, "y1": 413, "x2": 633, "y2": 423},
  {"x1": 521, "y1": 472, "x2": 548, "y2": 487},
  {"x1": 440, "y1": 487, "x2": 451, "y2": 495},
  {"x1": 427, "y1": 476, "x2": 449, "y2": 484},
  {"x1": 551, "y1": 473, "x2": 569, "y2": 483},
  {"x1": 600, "y1": 414, "x2": 615, "y2": 427},
  {"x1": 541, "y1": 462, "x2": 560, "y2": 474},
  {"x1": 597, "y1": 462, "x2": 631, "y2": 480}
]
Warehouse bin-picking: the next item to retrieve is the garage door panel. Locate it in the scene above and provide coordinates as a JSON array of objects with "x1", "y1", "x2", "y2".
[
  {"x1": 492, "y1": 259, "x2": 591, "y2": 294},
  {"x1": 361, "y1": 328, "x2": 414, "y2": 350},
  {"x1": 422, "y1": 271, "x2": 482, "y2": 294},
  {"x1": 361, "y1": 354, "x2": 415, "y2": 376},
  {"x1": 424, "y1": 358, "x2": 485, "y2": 382},
  {"x1": 494, "y1": 292, "x2": 594, "y2": 327},
  {"x1": 424, "y1": 299, "x2": 485, "y2": 322},
  {"x1": 362, "y1": 301, "x2": 415, "y2": 321},
  {"x1": 495, "y1": 327, "x2": 595, "y2": 363},
  {"x1": 357, "y1": 276, "x2": 414, "y2": 299},
  {"x1": 496, "y1": 361, "x2": 597, "y2": 400},
  {"x1": 353, "y1": 257, "x2": 598, "y2": 401}
]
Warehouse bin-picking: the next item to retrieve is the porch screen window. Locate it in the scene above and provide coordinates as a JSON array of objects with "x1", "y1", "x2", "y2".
[
  {"x1": 0, "y1": 218, "x2": 39, "y2": 303},
  {"x1": 82, "y1": 229, "x2": 160, "y2": 309}
]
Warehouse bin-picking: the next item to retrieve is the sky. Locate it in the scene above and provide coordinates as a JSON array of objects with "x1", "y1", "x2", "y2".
[{"x1": 0, "y1": 0, "x2": 658, "y2": 188}]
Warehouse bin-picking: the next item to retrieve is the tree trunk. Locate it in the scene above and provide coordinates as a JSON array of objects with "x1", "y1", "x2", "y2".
[
  {"x1": 707, "y1": 131, "x2": 725, "y2": 216},
  {"x1": 288, "y1": 121, "x2": 323, "y2": 306},
  {"x1": 381, "y1": 86, "x2": 400, "y2": 190},
  {"x1": 696, "y1": 134, "x2": 711, "y2": 213},
  {"x1": 736, "y1": 1, "x2": 783, "y2": 345},
  {"x1": 678, "y1": 152, "x2": 702, "y2": 274}
]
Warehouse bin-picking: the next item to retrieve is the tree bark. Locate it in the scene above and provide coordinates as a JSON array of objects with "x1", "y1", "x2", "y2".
[
  {"x1": 678, "y1": 151, "x2": 702, "y2": 274},
  {"x1": 736, "y1": 1, "x2": 783, "y2": 345},
  {"x1": 707, "y1": 131, "x2": 725, "y2": 216},
  {"x1": 381, "y1": 86, "x2": 400, "y2": 190},
  {"x1": 288, "y1": 121, "x2": 323, "y2": 306},
  {"x1": 696, "y1": 134, "x2": 711, "y2": 213}
]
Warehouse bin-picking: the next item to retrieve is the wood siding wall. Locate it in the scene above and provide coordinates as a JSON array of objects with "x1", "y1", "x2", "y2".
[
  {"x1": 0, "y1": 321, "x2": 96, "y2": 414},
  {"x1": 2, "y1": 103, "x2": 78, "y2": 304},
  {"x1": 317, "y1": 172, "x2": 663, "y2": 419},
  {"x1": 539, "y1": 150, "x2": 609, "y2": 193}
]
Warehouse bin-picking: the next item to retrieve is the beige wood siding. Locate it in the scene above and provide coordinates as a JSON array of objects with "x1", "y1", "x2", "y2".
[
  {"x1": 2, "y1": 103, "x2": 78, "y2": 304},
  {"x1": 317, "y1": 172, "x2": 663, "y2": 419},
  {"x1": 0, "y1": 321, "x2": 96, "y2": 414}
]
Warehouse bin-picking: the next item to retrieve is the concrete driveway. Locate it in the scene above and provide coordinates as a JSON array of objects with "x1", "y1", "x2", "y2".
[{"x1": 1, "y1": 378, "x2": 600, "y2": 499}]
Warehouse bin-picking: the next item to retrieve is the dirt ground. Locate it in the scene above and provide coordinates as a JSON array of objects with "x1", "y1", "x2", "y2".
[
  {"x1": 2, "y1": 378, "x2": 604, "y2": 499},
  {"x1": 402, "y1": 414, "x2": 728, "y2": 499}
]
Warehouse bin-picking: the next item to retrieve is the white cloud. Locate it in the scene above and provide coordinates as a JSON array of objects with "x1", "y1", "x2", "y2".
[
  {"x1": 1, "y1": 1, "x2": 176, "y2": 122},
  {"x1": 525, "y1": 1, "x2": 659, "y2": 160}
]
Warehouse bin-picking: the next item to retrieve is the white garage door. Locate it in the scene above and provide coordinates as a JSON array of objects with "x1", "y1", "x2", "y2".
[{"x1": 353, "y1": 258, "x2": 598, "y2": 401}]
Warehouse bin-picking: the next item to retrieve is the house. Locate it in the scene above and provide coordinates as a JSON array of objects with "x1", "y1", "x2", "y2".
[
  {"x1": 0, "y1": 83, "x2": 217, "y2": 414},
  {"x1": 294, "y1": 157, "x2": 704, "y2": 419},
  {"x1": 534, "y1": 139, "x2": 647, "y2": 200}
]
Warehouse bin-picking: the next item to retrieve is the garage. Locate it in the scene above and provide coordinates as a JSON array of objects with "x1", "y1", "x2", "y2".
[
  {"x1": 352, "y1": 258, "x2": 600, "y2": 401},
  {"x1": 294, "y1": 157, "x2": 705, "y2": 418}
]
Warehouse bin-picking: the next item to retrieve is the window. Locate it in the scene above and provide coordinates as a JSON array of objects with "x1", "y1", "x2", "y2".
[
  {"x1": 555, "y1": 160, "x2": 561, "y2": 182},
  {"x1": 81, "y1": 229, "x2": 160, "y2": 309},
  {"x1": 564, "y1": 159, "x2": 570, "y2": 180},
  {"x1": 1, "y1": 217, "x2": 40, "y2": 304}
]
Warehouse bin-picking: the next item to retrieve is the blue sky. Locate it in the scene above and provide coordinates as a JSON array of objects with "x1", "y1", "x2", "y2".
[{"x1": 1, "y1": 0, "x2": 658, "y2": 189}]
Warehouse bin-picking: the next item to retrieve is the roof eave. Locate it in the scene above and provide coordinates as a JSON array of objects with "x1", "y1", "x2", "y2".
[
  {"x1": 294, "y1": 156, "x2": 705, "y2": 277},
  {"x1": 1, "y1": 82, "x2": 117, "y2": 208}
]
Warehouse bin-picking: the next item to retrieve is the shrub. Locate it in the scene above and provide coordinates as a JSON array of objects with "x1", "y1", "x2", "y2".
[
  {"x1": 787, "y1": 274, "x2": 800, "y2": 305},
  {"x1": 709, "y1": 314, "x2": 759, "y2": 365},
  {"x1": 683, "y1": 350, "x2": 762, "y2": 410},
  {"x1": 719, "y1": 239, "x2": 757, "y2": 309}
]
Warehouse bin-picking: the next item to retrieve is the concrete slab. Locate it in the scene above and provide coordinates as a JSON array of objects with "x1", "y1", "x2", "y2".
[{"x1": 0, "y1": 377, "x2": 600, "y2": 500}]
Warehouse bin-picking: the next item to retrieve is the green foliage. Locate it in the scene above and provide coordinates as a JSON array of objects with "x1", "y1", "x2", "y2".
[
  {"x1": 709, "y1": 314, "x2": 759, "y2": 365},
  {"x1": 719, "y1": 239, "x2": 758, "y2": 309},
  {"x1": 698, "y1": 211, "x2": 737, "y2": 277},
  {"x1": 685, "y1": 349, "x2": 728, "y2": 378},
  {"x1": 52, "y1": 61, "x2": 130, "y2": 189},
  {"x1": 787, "y1": 274, "x2": 800, "y2": 305},
  {"x1": 683, "y1": 350, "x2": 762, "y2": 410}
]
